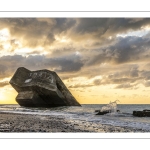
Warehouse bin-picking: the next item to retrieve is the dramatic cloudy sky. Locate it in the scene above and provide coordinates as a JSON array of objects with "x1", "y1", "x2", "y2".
[{"x1": 1, "y1": 18, "x2": 150, "y2": 104}]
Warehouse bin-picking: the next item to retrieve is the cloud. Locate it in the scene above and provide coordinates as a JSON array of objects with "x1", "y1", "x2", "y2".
[
  {"x1": 0, "y1": 81, "x2": 9, "y2": 87},
  {"x1": 71, "y1": 18, "x2": 150, "y2": 41},
  {"x1": 0, "y1": 18, "x2": 57, "y2": 48},
  {"x1": 93, "y1": 79, "x2": 101, "y2": 85},
  {"x1": 68, "y1": 83, "x2": 93, "y2": 88},
  {"x1": 1, "y1": 18, "x2": 150, "y2": 50},
  {"x1": 0, "y1": 53, "x2": 84, "y2": 79},
  {"x1": 144, "y1": 81, "x2": 150, "y2": 87},
  {"x1": 140, "y1": 71, "x2": 150, "y2": 80},
  {"x1": 85, "y1": 35, "x2": 150, "y2": 67},
  {"x1": 110, "y1": 78, "x2": 138, "y2": 84},
  {"x1": 0, "y1": 53, "x2": 147, "y2": 90},
  {"x1": 45, "y1": 54, "x2": 84, "y2": 72},
  {"x1": 0, "y1": 18, "x2": 77, "y2": 49},
  {"x1": 1, "y1": 18, "x2": 150, "y2": 91},
  {"x1": 115, "y1": 83, "x2": 133, "y2": 89}
]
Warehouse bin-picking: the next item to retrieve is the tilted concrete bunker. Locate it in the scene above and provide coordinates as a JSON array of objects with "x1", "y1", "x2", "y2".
[{"x1": 9, "y1": 67, "x2": 81, "y2": 107}]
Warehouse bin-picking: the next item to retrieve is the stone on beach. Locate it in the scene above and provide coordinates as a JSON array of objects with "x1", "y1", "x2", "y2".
[{"x1": 133, "y1": 110, "x2": 150, "y2": 117}]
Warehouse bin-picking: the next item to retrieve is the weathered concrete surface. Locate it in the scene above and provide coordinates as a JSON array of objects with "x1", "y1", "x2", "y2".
[{"x1": 9, "y1": 67, "x2": 81, "y2": 107}]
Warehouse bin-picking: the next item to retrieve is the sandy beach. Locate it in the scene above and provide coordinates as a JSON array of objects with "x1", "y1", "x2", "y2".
[{"x1": 0, "y1": 112, "x2": 147, "y2": 133}]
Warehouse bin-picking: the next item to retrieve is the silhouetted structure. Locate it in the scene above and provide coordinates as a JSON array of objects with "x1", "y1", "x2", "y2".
[{"x1": 9, "y1": 67, "x2": 81, "y2": 107}]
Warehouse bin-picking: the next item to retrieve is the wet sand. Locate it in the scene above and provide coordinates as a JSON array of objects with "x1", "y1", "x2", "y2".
[{"x1": 0, "y1": 112, "x2": 147, "y2": 132}]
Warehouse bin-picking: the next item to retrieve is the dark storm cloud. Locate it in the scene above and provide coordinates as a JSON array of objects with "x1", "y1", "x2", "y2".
[
  {"x1": 54, "y1": 18, "x2": 76, "y2": 32},
  {"x1": 0, "y1": 53, "x2": 84, "y2": 79},
  {"x1": 73, "y1": 18, "x2": 150, "y2": 38},
  {"x1": 44, "y1": 32, "x2": 55, "y2": 45},
  {"x1": 1, "y1": 18, "x2": 150, "y2": 49},
  {"x1": 44, "y1": 54, "x2": 84, "y2": 72},
  {"x1": 86, "y1": 36, "x2": 150, "y2": 66},
  {"x1": 0, "y1": 18, "x2": 77, "y2": 48},
  {"x1": 0, "y1": 55, "x2": 25, "y2": 79},
  {"x1": 111, "y1": 36, "x2": 150, "y2": 64},
  {"x1": 0, "y1": 64, "x2": 9, "y2": 78},
  {"x1": 140, "y1": 71, "x2": 150, "y2": 80},
  {"x1": 0, "y1": 18, "x2": 56, "y2": 47}
]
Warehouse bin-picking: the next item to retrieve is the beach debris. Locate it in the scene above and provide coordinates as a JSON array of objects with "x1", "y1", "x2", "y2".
[
  {"x1": 9, "y1": 67, "x2": 81, "y2": 107},
  {"x1": 133, "y1": 110, "x2": 150, "y2": 117},
  {"x1": 96, "y1": 100, "x2": 120, "y2": 115},
  {"x1": 96, "y1": 110, "x2": 110, "y2": 115},
  {"x1": 0, "y1": 123, "x2": 10, "y2": 132}
]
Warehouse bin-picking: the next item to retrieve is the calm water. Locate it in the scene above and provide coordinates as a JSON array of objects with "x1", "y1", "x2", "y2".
[{"x1": 0, "y1": 104, "x2": 150, "y2": 131}]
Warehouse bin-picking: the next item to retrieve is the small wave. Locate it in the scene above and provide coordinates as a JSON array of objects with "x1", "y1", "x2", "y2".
[{"x1": 105, "y1": 112, "x2": 133, "y2": 117}]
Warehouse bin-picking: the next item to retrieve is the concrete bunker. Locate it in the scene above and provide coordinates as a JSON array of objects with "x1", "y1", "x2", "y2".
[{"x1": 9, "y1": 67, "x2": 81, "y2": 107}]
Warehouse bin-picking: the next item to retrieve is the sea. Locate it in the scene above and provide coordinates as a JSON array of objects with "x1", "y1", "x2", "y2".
[{"x1": 0, "y1": 104, "x2": 150, "y2": 132}]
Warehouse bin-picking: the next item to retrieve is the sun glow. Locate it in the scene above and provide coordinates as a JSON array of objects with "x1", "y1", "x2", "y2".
[
  {"x1": 0, "y1": 86, "x2": 17, "y2": 104},
  {"x1": 0, "y1": 28, "x2": 10, "y2": 41},
  {"x1": 116, "y1": 28, "x2": 150, "y2": 38},
  {"x1": 0, "y1": 93, "x2": 5, "y2": 100},
  {"x1": 55, "y1": 35, "x2": 70, "y2": 43}
]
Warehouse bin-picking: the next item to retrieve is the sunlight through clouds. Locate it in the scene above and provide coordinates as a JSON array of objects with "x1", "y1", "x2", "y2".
[{"x1": 1, "y1": 18, "x2": 150, "y2": 104}]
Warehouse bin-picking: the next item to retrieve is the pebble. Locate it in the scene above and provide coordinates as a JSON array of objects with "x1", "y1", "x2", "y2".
[{"x1": 0, "y1": 112, "x2": 148, "y2": 133}]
